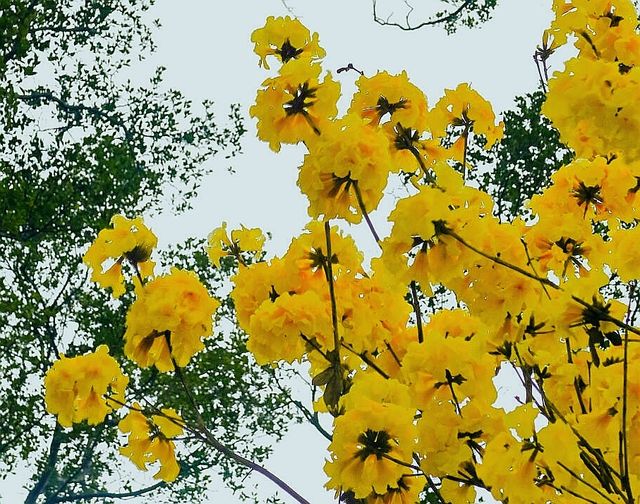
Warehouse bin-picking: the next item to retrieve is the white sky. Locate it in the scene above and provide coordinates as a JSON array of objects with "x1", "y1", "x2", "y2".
[{"x1": 2, "y1": 1, "x2": 558, "y2": 503}]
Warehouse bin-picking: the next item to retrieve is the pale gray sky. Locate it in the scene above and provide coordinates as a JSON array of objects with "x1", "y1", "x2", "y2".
[{"x1": 2, "y1": 1, "x2": 558, "y2": 502}]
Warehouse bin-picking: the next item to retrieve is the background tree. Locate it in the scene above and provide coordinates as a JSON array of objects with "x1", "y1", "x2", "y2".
[
  {"x1": 0, "y1": 1, "x2": 298, "y2": 502},
  {"x1": 466, "y1": 89, "x2": 573, "y2": 221}
]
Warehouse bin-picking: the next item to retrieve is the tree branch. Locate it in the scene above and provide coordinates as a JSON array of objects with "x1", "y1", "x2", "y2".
[
  {"x1": 373, "y1": 0, "x2": 472, "y2": 31},
  {"x1": 25, "y1": 424, "x2": 63, "y2": 504},
  {"x1": 48, "y1": 481, "x2": 165, "y2": 503},
  {"x1": 172, "y1": 362, "x2": 312, "y2": 504}
]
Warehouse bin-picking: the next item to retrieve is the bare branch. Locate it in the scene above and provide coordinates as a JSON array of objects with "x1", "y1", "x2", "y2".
[
  {"x1": 48, "y1": 482, "x2": 166, "y2": 503},
  {"x1": 373, "y1": 0, "x2": 473, "y2": 31},
  {"x1": 25, "y1": 424, "x2": 63, "y2": 504}
]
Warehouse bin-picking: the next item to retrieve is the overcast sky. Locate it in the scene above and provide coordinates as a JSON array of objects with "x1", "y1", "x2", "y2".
[{"x1": 2, "y1": 1, "x2": 558, "y2": 502}]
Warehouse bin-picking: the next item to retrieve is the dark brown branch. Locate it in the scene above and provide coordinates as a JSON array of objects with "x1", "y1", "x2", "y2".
[
  {"x1": 352, "y1": 180, "x2": 381, "y2": 244},
  {"x1": 443, "y1": 228, "x2": 640, "y2": 338},
  {"x1": 48, "y1": 482, "x2": 165, "y2": 503},
  {"x1": 341, "y1": 342, "x2": 390, "y2": 379},
  {"x1": 373, "y1": 0, "x2": 472, "y2": 31},
  {"x1": 25, "y1": 424, "x2": 63, "y2": 504},
  {"x1": 620, "y1": 281, "x2": 637, "y2": 502},
  {"x1": 172, "y1": 362, "x2": 311, "y2": 504},
  {"x1": 557, "y1": 462, "x2": 617, "y2": 504},
  {"x1": 324, "y1": 221, "x2": 341, "y2": 355},
  {"x1": 410, "y1": 281, "x2": 424, "y2": 343}
]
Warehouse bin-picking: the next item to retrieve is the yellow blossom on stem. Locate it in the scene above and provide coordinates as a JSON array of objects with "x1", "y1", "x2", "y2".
[
  {"x1": 298, "y1": 115, "x2": 393, "y2": 223},
  {"x1": 429, "y1": 83, "x2": 504, "y2": 151},
  {"x1": 44, "y1": 345, "x2": 128, "y2": 428},
  {"x1": 83, "y1": 215, "x2": 157, "y2": 298},
  {"x1": 207, "y1": 223, "x2": 265, "y2": 267},
  {"x1": 349, "y1": 71, "x2": 429, "y2": 132},
  {"x1": 124, "y1": 268, "x2": 220, "y2": 372},
  {"x1": 325, "y1": 403, "x2": 416, "y2": 498},
  {"x1": 250, "y1": 59, "x2": 340, "y2": 152},
  {"x1": 251, "y1": 16, "x2": 325, "y2": 70},
  {"x1": 119, "y1": 404, "x2": 183, "y2": 482}
]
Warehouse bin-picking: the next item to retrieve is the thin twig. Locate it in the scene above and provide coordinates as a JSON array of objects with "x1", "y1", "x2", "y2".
[
  {"x1": 520, "y1": 237, "x2": 551, "y2": 299},
  {"x1": 557, "y1": 462, "x2": 617, "y2": 504},
  {"x1": 299, "y1": 333, "x2": 331, "y2": 361},
  {"x1": 620, "y1": 281, "x2": 637, "y2": 501},
  {"x1": 324, "y1": 221, "x2": 341, "y2": 355},
  {"x1": 352, "y1": 180, "x2": 381, "y2": 244},
  {"x1": 171, "y1": 357, "x2": 311, "y2": 504},
  {"x1": 373, "y1": 0, "x2": 472, "y2": 31},
  {"x1": 444, "y1": 228, "x2": 640, "y2": 337},
  {"x1": 384, "y1": 340, "x2": 402, "y2": 367},
  {"x1": 410, "y1": 281, "x2": 424, "y2": 343},
  {"x1": 340, "y1": 342, "x2": 390, "y2": 379}
]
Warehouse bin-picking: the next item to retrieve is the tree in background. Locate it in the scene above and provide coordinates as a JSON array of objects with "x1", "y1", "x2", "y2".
[{"x1": 0, "y1": 1, "x2": 298, "y2": 502}]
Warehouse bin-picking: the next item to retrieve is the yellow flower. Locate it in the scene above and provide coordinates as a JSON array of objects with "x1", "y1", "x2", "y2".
[
  {"x1": 251, "y1": 16, "x2": 325, "y2": 69},
  {"x1": 543, "y1": 57, "x2": 640, "y2": 161},
  {"x1": 429, "y1": 83, "x2": 504, "y2": 152},
  {"x1": 231, "y1": 225, "x2": 265, "y2": 254},
  {"x1": 250, "y1": 60, "x2": 340, "y2": 152},
  {"x1": 123, "y1": 268, "x2": 220, "y2": 371},
  {"x1": 119, "y1": 404, "x2": 183, "y2": 482},
  {"x1": 344, "y1": 475, "x2": 422, "y2": 504},
  {"x1": 83, "y1": 215, "x2": 157, "y2": 298},
  {"x1": 349, "y1": 71, "x2": 429, "y2": 131},
  {"x1": 298, "y1": 115, "x2": 393, "y2": 223},
  {"x1": 284, "y1": 220, "x2": 364, "y2": 279},
  {"x1": 207, "y1": 223, "x2": 265, "y2": 267},
  {"x1": 325, "y1": 403, "x2": 416, "y2": 498},
  {"x1": 231, "y1": 258, "x2": 294, "y2": 332},
  {"x1": 248, "y1": 290, "x2": 331, "y2": 365},
  {"x1": 206, "y1": 222, "x2": 231, "y2": 268},
  {"x1": 44, "y1": 345, "x2": 128, "y2": 427}
]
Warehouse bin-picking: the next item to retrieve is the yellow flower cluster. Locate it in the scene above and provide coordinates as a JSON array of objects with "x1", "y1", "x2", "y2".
[
  {"x1": 207, "y1": 222, "x2": 265, "y2": 267},
  {"x1": 45, "y1": 214, "x2": 222, "y2": 486},
  {"x1": 83, "y1": 215, "x2": 157, "y2": 298},
  {"x1": 124, "y1": 267, "x2": 220, "y2": 372},
  {"x1": 251, "y1": 15, "x2": 325, "y2": 70},
  {"x1": 44, "y1": 345, "x2": 128, "y2": 427},
  {"x1": 119, "y1": 404, "x2": 183, "y2": 482},
  {"x1": 243, "y1": 4, "x2": 640, "y2": 502},
  {"x1": 298, "y1": 115, "x2": 393, "y2": 223},
  {"x1": 543, "y1": 0, "x2": 640, "y2": 160}
]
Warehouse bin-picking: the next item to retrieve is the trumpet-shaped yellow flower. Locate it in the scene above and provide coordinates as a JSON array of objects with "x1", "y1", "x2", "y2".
[
  {"x1": 248, "y1": 290, "x2": 332, "y2": 365},
  {"x1": 124, "y1": 268, "x2": 220, "y2": 371},
  {"x1": 298, "y1": 115, "x2": 393, "y2": 223},
  {"x1": 83, "y1": 215, "x2": 157, "y2": 298},
  {"x1": 250, "y1": 60, "x2": 340, "y2": 152},
  {"x1": 207, "y1": 223, "x2": 265, "y2": 267},
  {"x1": 429, "y1": 83, "x2": 504, "y2": 151},
  {"x1": 325, "y1": 403, "x2": 416, "y2": 498},
  {"x1": 44, "y1": 345, "x2": 128, "y2": 427},
  {"x1": 251, "y1": 16, "x2": 325, "y2": 69},
  {"x1": 349, "y1": 71, "x2": 429, "y2": 132},
  {"x1": 119, "y1": 404, "x2": 183, "y2": 482}
]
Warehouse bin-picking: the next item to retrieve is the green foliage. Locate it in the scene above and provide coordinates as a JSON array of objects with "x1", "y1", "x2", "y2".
[
  {"x1": 0, "y1": 1, "x2": 294, "y2": 502},
  {"x1": 467, "y1": 90, "x2": 573, "y2": 220}
]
